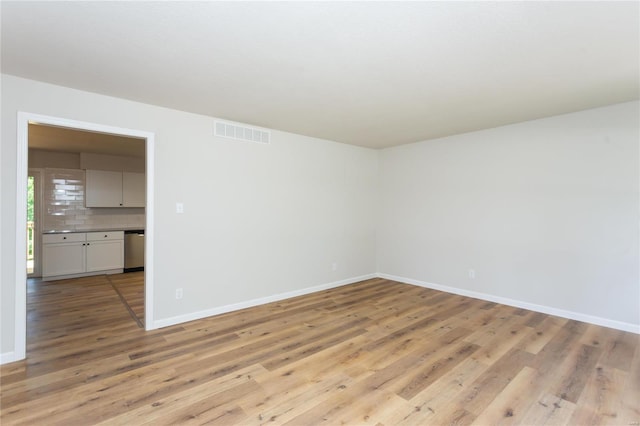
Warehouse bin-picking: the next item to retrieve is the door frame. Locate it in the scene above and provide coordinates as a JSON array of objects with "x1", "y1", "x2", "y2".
[{"x1": 14, "y1": 112, "x2": 156, "y2": 361}]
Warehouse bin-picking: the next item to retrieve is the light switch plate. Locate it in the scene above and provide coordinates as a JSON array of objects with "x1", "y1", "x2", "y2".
[{"x1": 176, "y1": 202, "x2": 184, "y2": 214}]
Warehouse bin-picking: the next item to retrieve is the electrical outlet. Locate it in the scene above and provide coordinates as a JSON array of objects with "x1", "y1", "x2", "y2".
[
  {"x1": 176, "y1": 202, "x2": 184, "y2": 214},
  {"x1": 332, "y1": 262, "x2": 337, "y2": 271},
  {"x1": 175, "y1": 288, "x2": 183, "y2": 299},
  {"x1": 468, "y1": 269, "x2": 476, "y2": 279}
]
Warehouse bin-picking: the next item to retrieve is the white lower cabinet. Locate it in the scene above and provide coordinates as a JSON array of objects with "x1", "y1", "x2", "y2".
[
  {"x1": 86, "y1": 233, "x2": 124, "y2": 272},
  {"x1": 43, "y1": 233, "x2": 86, "y2": 277},
  {"x1": 43, "y1": 231, "x2": 124, "y2": 280}
]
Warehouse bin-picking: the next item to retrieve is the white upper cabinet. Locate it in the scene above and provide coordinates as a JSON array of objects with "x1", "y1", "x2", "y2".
[
  {"x1": 122, "y1": 172, "x2": 145, "y2": 207},
  {"x1": 85, "y1": 170, "x2": 123, "y2": 207},
  {"x1": 85, "y1": 170, "x2": 145, "y2": 208}
]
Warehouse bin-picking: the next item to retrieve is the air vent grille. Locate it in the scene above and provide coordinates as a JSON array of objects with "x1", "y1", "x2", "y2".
[{"x1": 214, "y1": 121, "x2": 270, "y2": 144}]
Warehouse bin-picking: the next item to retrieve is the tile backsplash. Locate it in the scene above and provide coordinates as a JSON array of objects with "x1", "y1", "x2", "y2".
[{"x1": 43, "y1": 168, "x2": 144, "y2": 232}]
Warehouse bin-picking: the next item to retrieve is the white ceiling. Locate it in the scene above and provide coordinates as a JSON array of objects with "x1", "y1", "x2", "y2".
[
  {"x1": 28, "y1": 124, "x2": 145, "y2": 158},
  {"x1": 2, "y1": 1, "x2": 639, "y2": 149}
]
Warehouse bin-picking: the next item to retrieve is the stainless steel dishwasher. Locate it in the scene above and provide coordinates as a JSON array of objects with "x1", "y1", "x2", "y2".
[{"x1": 124, "y1": 230, "x2": 145, "y2": 272}]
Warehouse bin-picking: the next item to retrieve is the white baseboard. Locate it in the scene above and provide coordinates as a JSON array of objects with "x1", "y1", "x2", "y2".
[
  {"x1": 1, "y1": 351, "x2": 19, "y2": 365},
  {"x1": 377, "y1": 273, "x2": 640, "y2": 334},
  {"x1": 42, "y1": 269, "x2": 123, "y2": 281},
  {"x1": 152, "y1": 273, "x2": 378, "y2": 329}
]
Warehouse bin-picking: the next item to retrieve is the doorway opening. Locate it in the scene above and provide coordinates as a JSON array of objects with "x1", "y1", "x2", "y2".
[
  {"x1": 27, "y1": 175, "x2": 35, "y2": 275},
  {"x1": 26, "y1": 170, "x2": 42, "y2": 277},
  {"x1": 13, "y1": 112, "x2": 156, "y2": 363}
]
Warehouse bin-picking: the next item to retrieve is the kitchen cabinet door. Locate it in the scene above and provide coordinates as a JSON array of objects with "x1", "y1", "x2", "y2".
[
  {"x1": 43, "y1": 242, "x2": 86, "y2": 277},
  {"x1": 122, "y1": 172, "x2": 145, "y2": 207},
  {"x1": 85, "y1": 170, "x2": 123, "y2": 207},
  {"x1": 86, "y1": 240, "x2": 124, "y2": 272}
]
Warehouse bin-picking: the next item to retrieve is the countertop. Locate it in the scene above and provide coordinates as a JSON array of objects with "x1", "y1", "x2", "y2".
[{"x1": 43, "y1": 227, "x2": 144, "y2": 234}]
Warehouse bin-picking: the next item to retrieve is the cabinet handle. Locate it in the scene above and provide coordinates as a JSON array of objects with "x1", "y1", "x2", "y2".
[
  {"x1": 63, "y1": 236, "x2": 67, "y2": 240},
  {"x1": 104, "y1": 235, "x2": 108, "y2": 238}
]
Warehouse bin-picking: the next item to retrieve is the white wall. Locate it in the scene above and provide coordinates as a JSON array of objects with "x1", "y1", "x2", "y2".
[
  {"x1": 1, "y1": 75, "x2": 378, "y2": 356},
  {"x1": 2, "y1": 74, "x2": 637, "y2": 360},
  {"x1": 378, "y1": 101, "x2": 640, "y2": 330},
  {"x1": 80, "y1": 152, "x2": 145, "y2": 172}
]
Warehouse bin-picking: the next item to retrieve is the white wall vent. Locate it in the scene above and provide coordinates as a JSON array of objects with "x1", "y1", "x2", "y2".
[{"x1": 214, "y1": 120, "x2": 271, "y2": 144}]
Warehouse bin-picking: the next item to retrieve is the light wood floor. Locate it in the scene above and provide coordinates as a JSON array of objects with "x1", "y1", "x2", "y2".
[
  {"x1": 1, "y1": 275, "x2": 638, "y2": 425},
  {"x1": 107, "y1": 272, "x2": 145, "y2": 327}
]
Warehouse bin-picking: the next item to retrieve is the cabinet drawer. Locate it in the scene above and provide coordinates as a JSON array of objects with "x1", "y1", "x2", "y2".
[
  {"x1": 43, "y1": 233, "x2": 86, "y2": 244},
  {"x1": 87, "y1": 231, "x2": 124, "y2": 241}
]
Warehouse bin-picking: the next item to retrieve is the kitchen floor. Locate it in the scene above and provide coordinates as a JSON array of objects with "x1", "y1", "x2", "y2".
[
  {"x1": 107, "y1": 272, "x2": 145, "y2": 327},
  {"x1": 27, "y1": 272, "x2": 144, "y2": 328}
]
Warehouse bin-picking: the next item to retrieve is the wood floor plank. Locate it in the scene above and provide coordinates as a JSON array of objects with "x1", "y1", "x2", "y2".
[
  {"x1": 243, "y1": 373, "x2": 357, "y2": 424},
  {"x1": 467, "y1": 318, "x2": 533, "y2": 366},
  {"x1": 99, "y1": 364, "x2": 265, "y2": 425},
  {"x1": 454, "y1": 348, "x2": 536, "y2": 416},
  {"x1": 395, "y1": 342, "x2": 479, "y2": 400},
  {"x1": 519, "y1": 392, "x2": 577, "y2": 426},
  {"x1": 1, "y1": 274, "x2": 638, "y2": 425},
  {"x1": 568, "y1": 364, "x2": 629, "y2": 425},
  {"x1": 471, "y1": 365, "x2": 541, "y2": 425},
  {"x1": 394, "y1": 357, "x2": 487, "y2": 425},
  {"x1": 515, "y1": 315, "x2": 566, "y2": 355},
  {"x1": 599, "y1": 329, "x2": 638, "y2": 372},
  {"x1": 621, "y1": 341, "x2": 640, "y2": 423},
  {"x1": 549, "y1": 343, "x2": 602, "y2": 403}
]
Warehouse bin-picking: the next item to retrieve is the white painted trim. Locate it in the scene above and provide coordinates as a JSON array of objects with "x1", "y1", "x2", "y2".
[
  {"x1": 14, "y1": 112, "x2": 29, "y2": 362},
  {"x1": 0, "y1": 351, "x2": 19, "y2": 365},
  {"x1": 378, "y1": 273, "x2": 640, "y2": 334},
  {"x1": 153, "y1": 274, "x2": 377, "y2": 329},
  {"x1": 144, "y1": 136, "x2": 155, "y2": 331},
  {"x1": 8, "y1": 112, "x2": 156, "y2": 365}
]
